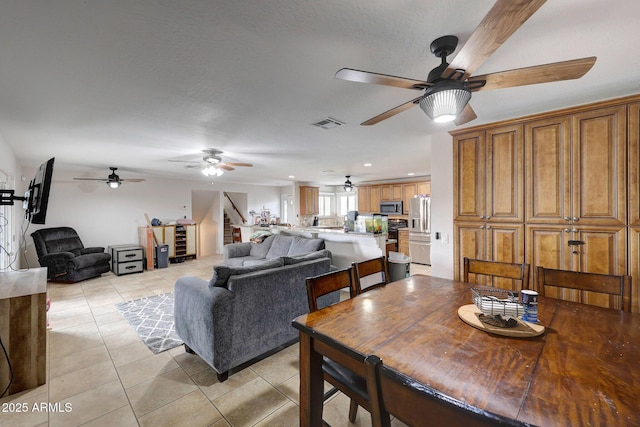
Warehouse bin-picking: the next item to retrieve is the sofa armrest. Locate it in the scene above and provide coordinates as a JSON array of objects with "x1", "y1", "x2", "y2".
[
  {"x1": 40, "y1": 252, "x2": 75, "y2": 264},
  {"x1": 174, "y1": 276, "x2": 236, "y2": 370},
  {"x1": 81, "y1": 247, "x2": 106, "y2": 254},
  {"x1": 223, "y1": 242, "x2": 252, "y2": 263}
]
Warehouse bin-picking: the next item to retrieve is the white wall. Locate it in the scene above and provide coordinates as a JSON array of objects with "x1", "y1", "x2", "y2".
[
  {"x1": 19, "y1": 167, "x2": 284, "y2": 265},
  {"x1": 0, "y1": 135, "x2": 21, "y2": 268},
  {"x1": 430, "y1": 131, "x2": 455, "y2": 279}
]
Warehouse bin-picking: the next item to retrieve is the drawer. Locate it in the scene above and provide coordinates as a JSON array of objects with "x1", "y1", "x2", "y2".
[
  {"x1": 113, "y1": 260, "x2": 143, "y2": 276},
  {"x1": 114, "y1": 248, "x2": 143, "y2": 263}
]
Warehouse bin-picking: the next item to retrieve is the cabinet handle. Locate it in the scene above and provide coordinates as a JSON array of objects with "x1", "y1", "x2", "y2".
[
  {"x1": 564, "y1": 228, "x2": 570, "y2": 233},
  {"x1": 563, "y1": 216, "x2": 571, "y2": 222},
  {"x1": 486, "y1": 226, "x2": 491, "y2": 229},
  {"x1": 485, "y1": 216, "x2": 491, "y2": 220},
  {"x1": 479, "y1": 225, "x2": 485, "y2": 229},
  {"x1": 572, "y1": 228, "x2": 578, "y2": 233},
  {"x1": 572, "y1": 217, "x2": 579, "y2": 222},
  {"x1": 479, "y1": 215, "x2": 485, "y2": 220}
]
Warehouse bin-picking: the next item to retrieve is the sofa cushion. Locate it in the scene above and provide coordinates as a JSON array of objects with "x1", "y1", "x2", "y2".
[
  {"x1": 283, "y1": 249, "x2": 331, "y2": 265},
  {"x1": 265, "y1": 234, "x2": 295, "y2": 259},
  {"x1": 249, "y1": 234, "x2": 276, "y2": 258},
  {"x1": 209, "y1": 257, "x2": 284, "y2": 288},
  {"x1": 288, "y1": 236, "x2": 325, "y2": 256}
]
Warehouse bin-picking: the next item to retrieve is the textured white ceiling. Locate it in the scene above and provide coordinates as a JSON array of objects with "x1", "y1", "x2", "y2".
[{"x1": 1, "y1": 0, "x2": 639, "y2": 186}]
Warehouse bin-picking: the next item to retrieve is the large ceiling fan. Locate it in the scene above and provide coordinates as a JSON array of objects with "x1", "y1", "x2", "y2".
[
  {"x1": 336, "y1": 0, "x2": 596, "y2": 126},
  {"x1": 169, "y1": 149, "x2": 253, "y2": 177},
  {"x1": 73, "y1": 167, "x2": 146, "y2": 189}
]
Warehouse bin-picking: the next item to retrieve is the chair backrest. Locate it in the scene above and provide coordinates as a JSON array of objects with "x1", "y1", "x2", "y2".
[
  {"x1": 31, "y1": 227, "x2": 84, "y2": 258},
  {"x1": 364, "y1": 355, "x2": 527, "y2": 427},
  {"x1": 306, "y1": 266, "x2": 358, "y2": 312},
  {"x1": 354, "y1": 256, "x2": 390, "y2": 293},
  {"x1": 536, "y1": 267, "x2": 632, "y2": 312},
  {"x1": 231, "y1": 226, "x2": 242, "y2": 243},
  {"x1": 463, "y1": 257, "x2": 530, "y2": 291}
]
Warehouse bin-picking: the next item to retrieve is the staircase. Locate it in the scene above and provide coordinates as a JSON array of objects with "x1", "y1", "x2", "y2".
[{"x1": 223, "y1": 213, "x2": 233, "y2": 245}]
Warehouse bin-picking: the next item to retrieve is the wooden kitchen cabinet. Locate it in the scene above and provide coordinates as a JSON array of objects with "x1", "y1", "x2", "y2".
[
  {"x1": 629, "y1": 103, "x2": 640, "y2": 226},
  {"x1": 380, "y1": 184, "x2": 403, "y2": 201},
  {"x1": 453, "y1": 222, "x2": 524, "y2": 283},
  {"x1": 629, "y1": 227, "x2": 640, "y2": 313},
  {"x1": 417, "y1": 181, "x2": 431, "y2": 196},
  {"x1": 300, "y1": 186, "x2": 319, "y2": 215},
  {"x1": 369, "y1": 185, "x2": 381, "y2": 212},
  {"x1": 402, "y1": 183, "x2": 418, "y2": 214},
  {"x1": 453, "y1": 124, "x2": 524, "y2": 223},
  {"x1": 397, "y1": 228, "x2": 410, "y2": 257},
  {"x1": 357, "y1": 186, "x2": 370, "y2": 212}
]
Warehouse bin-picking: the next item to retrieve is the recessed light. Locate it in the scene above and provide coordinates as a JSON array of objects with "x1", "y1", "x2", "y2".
[
  {"x1": 408, "y1": 172, "x2": 415, "y2": 176},
  {"x1": 288, "y1": 175, "x2": 295, "y2": 179},
  {"x1": 363, "y1": 163, "x2": 372, "y2": 167}
]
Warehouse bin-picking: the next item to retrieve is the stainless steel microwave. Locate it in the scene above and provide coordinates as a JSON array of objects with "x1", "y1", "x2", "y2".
[{"x1": 379, "y1": 201, "x2": 403, "y2": 214}]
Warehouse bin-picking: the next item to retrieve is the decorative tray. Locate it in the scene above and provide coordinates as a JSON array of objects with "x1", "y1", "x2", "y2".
[{"x1": 458, "y1": 287, "x2": 545, "y2": 337}]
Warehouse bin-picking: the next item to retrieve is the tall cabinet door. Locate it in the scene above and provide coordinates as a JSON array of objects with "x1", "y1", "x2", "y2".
[
  {"x1": 571, "y1": 106, "x2": 627, "y2": 226},
  {"x1": 629, "y1": 227, "x2": 640, "y2": 313},
  {"x1": 630, "y1": 103, "x2": 640, "y2": 226},
  {"x1": 453, "y1": 222, "x2": 486, "y2": 281},
  {"x1": 454, "y1": 131, "x2": 485, "y2": 221},
  {"x1": 525, "y1": 116, "x2": 572, "y2": 224},
  {"x1": 526, "y1": 225, "x2": 573, "y2": 289},
  {"x1": 485, "y1": 124, "x2": 524, "y2": 223}
]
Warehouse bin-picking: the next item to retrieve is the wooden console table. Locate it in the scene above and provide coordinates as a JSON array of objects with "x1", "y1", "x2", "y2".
[{"x1": 0, "y1": 268, "x2": 47, "y2": 396}]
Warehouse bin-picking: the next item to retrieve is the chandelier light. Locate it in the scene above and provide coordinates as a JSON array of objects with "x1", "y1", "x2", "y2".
[{"x1": 419, "y1": 80, "x2": 471, "y2": 123}]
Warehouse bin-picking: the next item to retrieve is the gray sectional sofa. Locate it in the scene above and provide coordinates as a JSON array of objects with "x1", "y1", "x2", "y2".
[
  {"x1": 223, "y1": 233, "x2": 325, "y2": 266},
  {"x1": 174, "y1": 245, "x2": 336, "y2": 382}
]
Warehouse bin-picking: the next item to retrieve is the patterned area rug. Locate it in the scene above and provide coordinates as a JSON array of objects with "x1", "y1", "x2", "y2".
[{"x1": 115, "y1": 292, "x2": 183, "y2": 354}]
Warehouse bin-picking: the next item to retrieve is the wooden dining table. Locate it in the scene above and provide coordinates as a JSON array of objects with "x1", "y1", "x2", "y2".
[{"x1": 292, "y1": 275, "x2": 640, "y2": 427}]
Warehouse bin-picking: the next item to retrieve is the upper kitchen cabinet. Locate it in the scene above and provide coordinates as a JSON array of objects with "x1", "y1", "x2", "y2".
[
  {"x1": 526, "y1": 106, "x2": 626, "y2": 226},
  {"x1": 572, "y1": 106, "x2": 626, "y2": 226},
  {"x1": 417, "y1": 181, "x2": 431, "y2": 196},
  {"x1": 402, "y1": 183, "x2": 418, "y2": 214},
  {"x1": 453, "y1": 124, "x2": 524, "y2": 223},
  {"x1": 300, "y1": 186, "x2": 319, "y2": 215},
  {"x1": 380, "y1": 184, "x2": 403, "y2": 201},
  {"x1": 630, "y1": 103, "x2": 640, "y2": 226}
]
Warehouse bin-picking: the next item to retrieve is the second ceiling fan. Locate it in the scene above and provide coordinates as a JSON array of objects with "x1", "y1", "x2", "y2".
[{"x1": 336, "y1": 0, "x2": 596, "y2": 126}]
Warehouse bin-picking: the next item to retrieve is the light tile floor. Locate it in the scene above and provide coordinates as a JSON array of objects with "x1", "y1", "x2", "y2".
[{"x1": 1, "y1": 256, "x2": 427, "y2": 426}]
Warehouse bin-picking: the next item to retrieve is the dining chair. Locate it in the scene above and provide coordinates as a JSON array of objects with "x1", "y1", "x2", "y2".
[
  {"x1": 536, "y1": 267, "x2": 632, "y2": 312},
  {"x1": 463, "y1": 257, "x2": 530, "y2": 291},
  {"x1": 353, "y1": 256, "x2": 389, "y2": 293},
  {"x1": 305, "y1": 266, "x2": 371, "y2": 423},
  {"x1": 363, "y1": 355, "x2": 527, "y2": 427}
]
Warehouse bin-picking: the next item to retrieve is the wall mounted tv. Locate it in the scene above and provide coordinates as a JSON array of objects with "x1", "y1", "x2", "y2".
[{"x1": 0, "y1": 157, "x2": 55, "y2": 224}]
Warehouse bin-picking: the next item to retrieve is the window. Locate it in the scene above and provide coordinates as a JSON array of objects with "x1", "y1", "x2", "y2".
[
  {"x1": 337, "y1": 193, "x2": 357, "y2": 216},
  {"x1": 318, "y1": 194, "x2": 333, "y2": 217}
]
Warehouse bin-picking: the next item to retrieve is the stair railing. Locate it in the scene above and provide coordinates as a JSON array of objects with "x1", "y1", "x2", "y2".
[{"x1": 223, "y1": 192, "x2": 247, "y2": 224}]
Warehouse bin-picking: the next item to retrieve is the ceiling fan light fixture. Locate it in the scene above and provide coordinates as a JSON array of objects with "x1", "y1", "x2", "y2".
[
  {"x1": 419, "y1": 80, "x2": 471, "y2": 123},
  {"x1": 107, "y1": 180, "x2": 121, "y2": 189},
  {"x1": 204, "y1": 155, "x2": 222, "y2": 164},
  {"x1": 344, "y1": 175, "x2": 353, "y2": 192},
  {"x1": 202, "y1": 166, "x2": 224, "y2": 177}
]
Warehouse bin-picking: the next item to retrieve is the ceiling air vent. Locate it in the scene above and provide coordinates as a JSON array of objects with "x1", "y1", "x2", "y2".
[{"x1": 311, "y1": 117, "x2": 345, "y2": 129}]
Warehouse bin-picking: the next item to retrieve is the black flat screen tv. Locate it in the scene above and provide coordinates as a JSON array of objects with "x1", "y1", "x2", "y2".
[{"x1": 24, "y1": 157, "x2": 55, "y2": 224}]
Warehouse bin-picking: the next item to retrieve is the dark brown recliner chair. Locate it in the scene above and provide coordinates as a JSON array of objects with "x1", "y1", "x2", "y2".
[{"x1": 31, "y1": 227, "x2": 111, "y2": 282}]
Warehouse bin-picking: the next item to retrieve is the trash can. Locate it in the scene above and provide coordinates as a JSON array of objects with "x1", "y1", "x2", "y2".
[
  {"x1": 155, "y1": 244, "x2": 169, "y2": 268},
  {"x1": 388, "y1": 251, "x2": 411, "y2": 282}
]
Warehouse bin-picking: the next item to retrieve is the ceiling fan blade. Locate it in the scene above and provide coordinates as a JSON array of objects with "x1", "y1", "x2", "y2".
[
  {"x1": 336, "y1": 68, "x2": 430, "y2": 90},
  {"x1": 219, "y1": 164, "x2": 235, "y2": 171},
  {"x1": 224, "y1": 162, "x2": 253, "y2": 167},
  {"x1": 168, "y1": 159, "x2": 201, "y2": 164},
  {"x1": 361, "y1": 96, "x2": 423, "y2": 126},
  {"x1": 445, "y1": 0, "x2": 547, "y2": 79},
  {"x1": 468, "y1": 57, "x2": 596, "y2": 92},
  {"x1": 454, "y1": 104, "x2": 478, "y2": 126},
  {"x1": 120, "y1": 179, "x2": 146, "y2": 182},
  {"x1": 73, "y1": 177, "x2": 107, "y2": 181}
]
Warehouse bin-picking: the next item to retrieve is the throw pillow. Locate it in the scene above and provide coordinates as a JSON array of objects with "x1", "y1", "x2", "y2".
[
  {"x1": 288, "y1": 236, "x2": 324, "y2": 256},
  {"x1": 249, "y1": 234, "x2": 276, "y2": 258},
  {"x1": 265, "y1": 234, "x2": 295, "y2": 258},
  {"x1": 283, "y1": 249, "x2": 331, "y2": 265},
  {"x1": 209, "y1": 257, "x2": 284, "y2": 288}
]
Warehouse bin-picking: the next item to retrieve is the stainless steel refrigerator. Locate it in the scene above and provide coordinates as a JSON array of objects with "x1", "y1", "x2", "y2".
[{"x1": 409, "y1": 196, "x2": 431, "y2": 265}]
